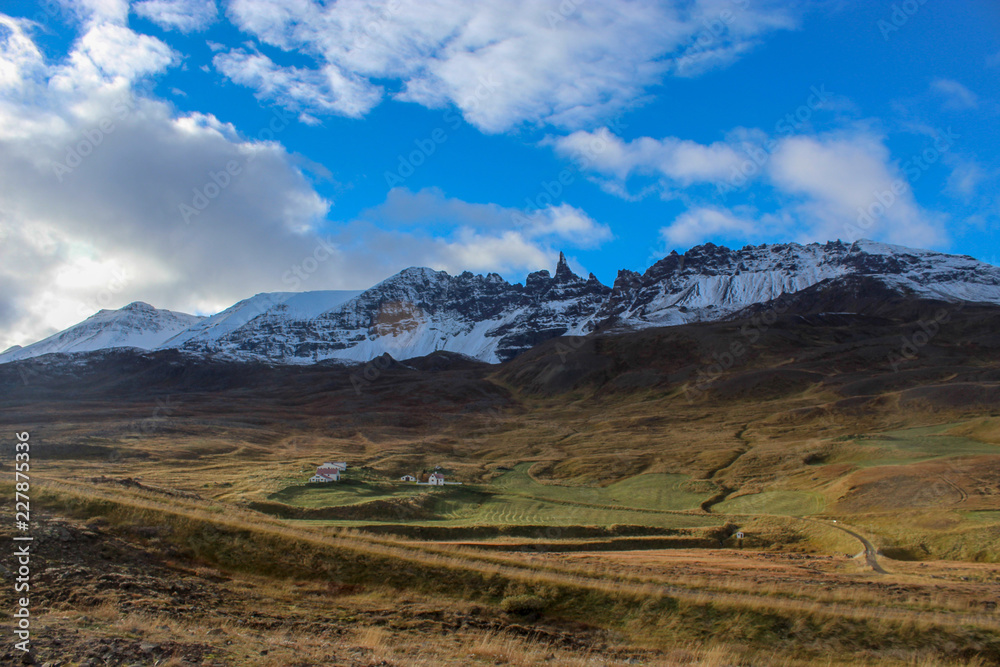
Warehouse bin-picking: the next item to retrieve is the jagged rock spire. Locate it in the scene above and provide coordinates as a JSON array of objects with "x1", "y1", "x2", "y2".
[{"x1": 554, "y1": 251, "x2": 577, "y2": 282}]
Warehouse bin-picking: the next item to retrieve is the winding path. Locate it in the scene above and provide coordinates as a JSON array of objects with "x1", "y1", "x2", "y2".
[
  {"x1": 797, "y1": 517, "x2": 887, "y2": 574},
  {"x1": 937, "y1": 475, "x2": 969, "y2": 504}
]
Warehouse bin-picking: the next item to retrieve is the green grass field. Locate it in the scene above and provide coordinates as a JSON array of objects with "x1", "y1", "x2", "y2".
[
  {"x1": 846, "y1": 423, "x2": 999, "y2": 467},
  {"x1": 269, "y1": 478, "x2": 429, "y2": 507},
  {"x1": 265, "y1": 463, "x2": 720, "y2": 528},
  {"x1": 433, "y1": 492, "x2": 719, "y2": 528},
  {"x1": 489, "y1": 463, "x2": 711, "y2": 511},
  {"x1": 714, "y1": 491, "x2": 825, "y2": 516}
]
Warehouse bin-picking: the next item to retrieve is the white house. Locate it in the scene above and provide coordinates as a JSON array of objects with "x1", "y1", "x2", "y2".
[
  {"x1": 309, "y1": 461, "x2": 345, "y2": 483},
  {"x1": 317, "y1": 462, "x2": 345, "y2": 475},
  {"x1": 410, "y1": 471, "x2": 459, "y2": 485}
]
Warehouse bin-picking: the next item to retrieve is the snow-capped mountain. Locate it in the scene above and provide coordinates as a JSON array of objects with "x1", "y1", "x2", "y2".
[
  {"x1": 176, "y1": 255, "x2": 609, "y2": 363},
  {"x1": 594, "y1": 239, "x2": 1000, "y2": 328},
  {"x1": 4, "y1": 240, "x2": 1000, "y2": 366},
  {"x1": 0, "y1": 302, "x2": 203, "y2": 362},
  {"x1": 159, "y1": 290, "x2": 362, "y2": 350}
]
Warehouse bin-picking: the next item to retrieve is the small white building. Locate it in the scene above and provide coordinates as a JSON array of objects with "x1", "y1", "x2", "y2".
[
  {"x1": 400, "y1": 474, "x2": 416, "y2": 482},
  {"x1": 309, "y1": 461, "x2": 345, "y2": 483},
  {"x1": 427, "y1": 472, "x2": 445, "y2": 486}
]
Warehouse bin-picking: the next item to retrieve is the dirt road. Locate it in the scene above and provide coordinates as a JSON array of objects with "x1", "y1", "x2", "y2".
[{"x1": 798, "y1": 517, "x2": 887, "y2": 574}]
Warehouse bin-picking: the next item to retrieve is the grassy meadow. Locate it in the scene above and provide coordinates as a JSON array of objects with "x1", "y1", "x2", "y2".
[{"x1": 4, "y1": 348, "x2": 1000, "y2": 665}]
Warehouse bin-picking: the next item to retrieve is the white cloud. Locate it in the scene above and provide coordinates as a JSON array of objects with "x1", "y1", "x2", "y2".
[
  {"x1": 0, "y1": 87, "x2": 341, "y2": 347},
  {"x1": 213, "y1": 49, "x2": 381, "y2": 120},
  {"x1": 669, "y1": 0, "x2": 799, "y2": 77},
  {"x1": 768, "y1": 132, "x2": 946, "y2": 247},
  {"x1": 133, "y1": 0, "x2": 219, "y2": 33},
  {"x1": 429, "y1": 229, "x2": 553, "y2": 275},
  {"x1": 365, "y1": 187, "x2": 509, "y2": 229},
  {"x1": 0, "y1": 15, "x2": 45, "y2": 93},
  {"x1": 220, "y1": 0, "x2": 800, "y2": 132},
  {"x1": 368, "y1": 187, "x2": 611, "y2": 247},
  {"x1": 359, "y1": 187, "x2": 612, "y2": 269},
  {"x1": 660, "y1": 207, "x2": 757, "y2": 248},
  {"x1": 58, "y1": 0, "x2": 130, "y2": 26},
  {"x1": 50, "y1": 23, "x2": 176, "y2": 92},
  {"x1": 930, "y1": 78, "x2": 979, "y2": 111},
  {"x1": 558, "y1": 121, "x2": 950, "y2": 249},
  {"x1": 0, "y1": 17, "x2": 615, "y2": 350},
  {"x1": 552, "y1": 126, "x2": 747, "y2": 187},
  {"x1": 0, "y1": 14, "x2": 344, "y2": 348},
  {"x1": 945, "y1": 159, "x2": 985, "y2": 200},
  {"x1": 528, "y1": 203, "x2": 613, "y2": 248}
]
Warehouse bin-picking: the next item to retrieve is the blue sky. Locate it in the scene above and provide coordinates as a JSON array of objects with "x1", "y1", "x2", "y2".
[{"x1": 0, "y1": 0, "x2": 998, "y2": 348}]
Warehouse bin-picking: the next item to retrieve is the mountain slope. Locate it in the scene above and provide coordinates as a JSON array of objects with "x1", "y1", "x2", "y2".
[
  {"x1": 593, "y1": 240, "x2": 1000, "y2": 329},
  {"x1": 177, "y1": 254, "x2": 609, "y2": 364},
  {"x1": 0, "y1": 302, "x2": 202, "y2": 363},
  {"x1": 4, "y1": 239, "x2": 1000, "y2": 365},
  {"x1": 161, "y1": 290, "x2": 362, "y2": 351}
]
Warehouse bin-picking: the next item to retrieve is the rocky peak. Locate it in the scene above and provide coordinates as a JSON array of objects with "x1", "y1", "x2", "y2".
[
  {"x1": 7, "y1": 242, "x2": 1000, "y2": 367},
  {"x1": 121, "y1": 301, "x2": 157, "y2": 313},
  {"x1": 553, "y1": 251, "x2": 577, "y2": 283},
  {"x1": 524, "y1": 269, "x2": 552, "y2": 293}
]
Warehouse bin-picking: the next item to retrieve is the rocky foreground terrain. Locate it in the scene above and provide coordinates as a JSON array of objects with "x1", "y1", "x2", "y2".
[{"x1": 0, "y1": 504, "x2": 641, "y2": 666}]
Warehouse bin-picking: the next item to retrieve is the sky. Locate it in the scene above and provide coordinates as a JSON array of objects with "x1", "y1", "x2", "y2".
[{"x1": 0, "y1": 0, "x2": 998, "y2": 350}]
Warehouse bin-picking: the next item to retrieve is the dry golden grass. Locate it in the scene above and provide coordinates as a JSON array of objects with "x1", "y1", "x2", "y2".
[
  {"x1": 17, "y1": 475, "x2": 999, "y2": 667},
  {"x1": 8, "y1": 345, "x2": 1000, "y2": 665},
  {"x1": 35, "y1": 601, "x2": 993, "y2": 667}
]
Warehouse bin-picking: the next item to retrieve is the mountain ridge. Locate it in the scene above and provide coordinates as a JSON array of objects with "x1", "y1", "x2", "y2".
[{"x1": 4, "y1": 239, "x2": 1000, "y2": 365}]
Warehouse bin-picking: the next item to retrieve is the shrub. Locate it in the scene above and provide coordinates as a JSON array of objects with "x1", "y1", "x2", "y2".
[{"x1": 500, "y1": 594, "x2": 546, "y2": 618}]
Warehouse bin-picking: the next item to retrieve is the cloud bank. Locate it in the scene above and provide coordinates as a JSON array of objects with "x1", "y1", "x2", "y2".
[
  {"x1": 218, "y1": 0, "x2": 800, "y2": 132},
  {"x1": 0, "y1": 9, "x2": 614, "y2": 349}
]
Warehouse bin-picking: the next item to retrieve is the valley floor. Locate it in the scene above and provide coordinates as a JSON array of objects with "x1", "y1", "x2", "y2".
[
  {"x1": 3, "y1": 472, "x2": 999, "y2": 667},
  {"x1": 3, "y1": 315, "x2": 1000, "y2": 665}
]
